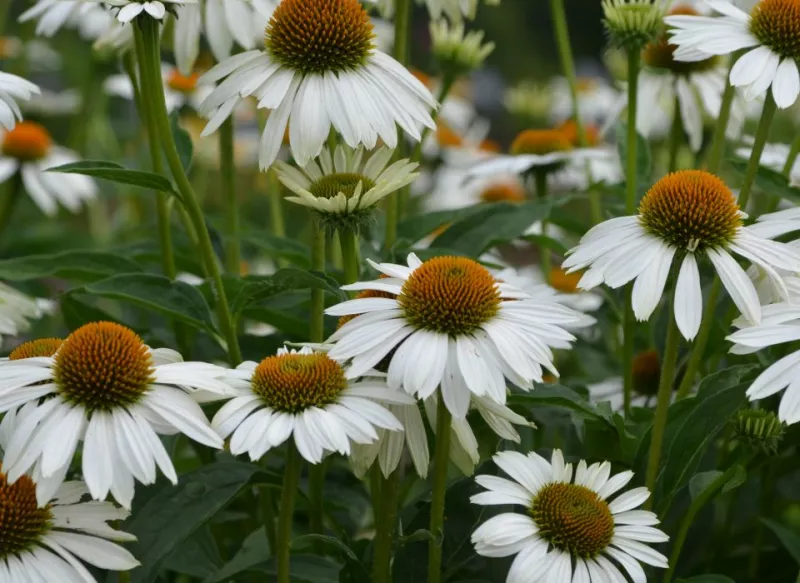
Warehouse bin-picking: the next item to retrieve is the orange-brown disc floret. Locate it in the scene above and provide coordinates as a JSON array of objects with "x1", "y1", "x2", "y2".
[
  {"x1": 53, "y1": 322, "x2": 155, "y2": 412},
  {"x1": 166, "y1": 70, "x2": 199, "y2": 93},
  {"x1": 308, "y1": 173, "x2": 375, "y2": 200},
  {"x1": 251, "y1": 352, "x2": 347, "y2": 412},
  {"x1": 9, "y1": 338, "x2": 63, "y2": 361},
  {"x1": 750, "y1": 0, "x2": 800, "y2": 61},
  {"x1": 2, "y1": 121, "x2": 52, "y2": 161},
  {"x1": 550, "y1": 267, "x2": 582, "y2": 294},
  {"x1": 510, "y1": 129, "x2": 573, "y2": 157},
  {"x1": 632, "y1": 349, "x2": 660, "y2": 397},
  {"x1": 638, "y1": 170, "x2": 741, "y2": 251},
  {"x1": 266, "y1": 0, "x2": 375, "y2": 74},
  {"x1": 530, "y1": 482, "x2": 615, "y2": 559},
  {"x1": 643, "y1": 5, "x2": 720, "y2": 74},
  {"x1": 480, "y1": 182, "x2": 527, "y2": 203},
  {"x1": 557, "y1": 120, "x2": 601, "y2": 148},
  {"x1": 0, "y1": 464, "x2": 52, "y2": 559},
  {"x1": 399, "y1": 257, "x2": 501, "y2": 336}
]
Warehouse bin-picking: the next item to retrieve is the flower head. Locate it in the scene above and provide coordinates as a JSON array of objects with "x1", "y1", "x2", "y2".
[
  {"x1": 0, "y1": 322, "x2": 234, "y2": 507},
  {"x1": 0, "y1": 122, "x2": 97, "y2": 216},
  {"x1": 19, "y1": 0, "x2": 115, "y2": 39},
  {"x1": 213, "y1": 346, "x2": 411, "y2": 464},
  {"x1": 199, "y1": 0, "x2": 436, "y2": 169},
  {"x1": 430, "y1": 19, "x2": 495, "y2": 77},
  {"x1": 665, "y1": 0, "x2": 800, "y2": 108},
  {"x1": 564, "y1": 170, "x2": 800, "y2": 340},
  {"x1": 471, "y1": 449, "x2": 668, "y2": 582},
  {"x1": 602, "y1": 0, "x2": 666, "y2": 52},
  {"x1": 0, "y1": 284, "x2": 49, "y2": 348},
  {"x1": 274, "y1": 144, "x2": 417, "y2": 230},
  {"x1": 100, "y1": 0, "x2": 196, "y2": 23},
  {"x1": 324, "y1": 253, "x2": 585, "y2": 418},
  {"x1": 0, "y1": 73, "x2": 40, "y2": 131}
]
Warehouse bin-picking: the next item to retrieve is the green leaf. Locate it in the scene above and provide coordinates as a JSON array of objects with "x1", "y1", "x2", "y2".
[
  {"x1": 171, "y1": 112, "x2": 194, "y2": 172},
  {"x1": 205, "y1": 527, "x2": 269, "y2": 583},
  {"x1": 60, "y1": 294, "x2": 123, "y2": 330},
  {"x1": 616, "y1": 122, "x2": 652, "y2": 187},
  {"x1": 229, "y1": 268, "x2": 346, "y2": 316},
  {"x1": 634, "y1": 365, "x2": 756, "y2": 513},
  {"x1": 688, "y1": 466, "x2": 746, "y2": 501},
  {"x1": 0, "y1": 250, "x2": 142, "y2": 282},
  {"x1": 163, "y1": 526, "x2": 222, "y2": 578},
  {"x1": 677, "y1": 576, "x2": 736, "y2": 583},
  {"x1": 509, "y1": 385, "x2": 611, "y2": 423},
  {"x1": 243, "y1": 233, "x2": 311, "y2": 268},
  {"x1": 397, "y1": 205, "x2": 497, "y2": 245},
  {"x1": 47, "y1": 160, "x2": 178, "y2": 196},
  {"x1": 292, "y1": 534, "x2": 370, "y2": 582},
  {"x1": 729, "y1": 159, "x2": 800, "y2": 206},
  {"x1": 430, "y1": 200, "x2": 553, "y2": 256},
  {"x1": 125, "y1": 460, "x2": 274, "y2": 583},
  {"x1": 763, "y1": 518, "x2": 800, "y2": 565},
  {"x1": 84, "y1": 274, "x2": 216, "y2": 334},
  {"x1": 520, "y1": 233, "x2": 569, "y2": 255}
]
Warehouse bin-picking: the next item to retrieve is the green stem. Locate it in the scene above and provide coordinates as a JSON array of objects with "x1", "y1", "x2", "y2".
[
  {"x1": 372, "y1": 468, "x2": 402, "y2": 583},
  {"x1": 0, "y1": 173, "x2": 22, "y2": 242},
  {"x1": 534, "y1": 171, "x2": 551, "y2": 282},
  {"x1": 676, "y1": 279, "x2": 721, "y2": 400},
  {"x1": 748, "y1": 464, "x2": 775, "y2": 578},
  {"x1": 308, "y1": 460, "x2": 326, "y2": 540},
  {"x1": 705, "y1": 57, "x2": 738, "y2": 174},
  {"x1": 662, "y1": 459, "x2": 752, "y2": 583},
  {"x1": 644, "y1": 295, "x2": 681, "y2": 508},
  {"x1": 427, "y1": 397, "x2": 452, "y2": 583},
  {"x1": 549, "y1": 0, "x2": 602, "y2": 224},
  {"x1": 309, "y1": 218, "x2": 326, "y2": 344},
  {"x1": 782, "y1": 135, "x2": 800, "y2": 176},
  {"x1": 276, "y1": 443, "x2": 302, "y2": 583},
  {"x1": 668, "y1": 97, "x2": 683, "y2": 173},
  {"x1": 136, "y1": 17, "x2": 241, "y2": 365},
  {"x1": 625, "y1": 50, "x2": 641, "y2": 214},
  {"x1": 738, "y1": 93, "x2": 778, "y2": 212},
  {"x1": 384, "y1": 0, "x2": 412, "y2": 250},
  {"x1": 268, "y1": 170, "x2": 287, "y2": 238},
  {"x1": 119, "y1": 572, "x2": 131, "y2": 583},
  {"x1": 340, "y1": 228, "x2": 361, "y2": 288},
  {"x1": 220, "y1": 118, "x2": 241, "y2": 275},
  {"x1": 622, "y1": 300, "x2": 635, "y2": 415},
  {"x1": 261, "y1": 486, "x2": 277, "y2": 554},
  {"x1": 0, "y1": 0, "x2": 11, "y2": 37}
]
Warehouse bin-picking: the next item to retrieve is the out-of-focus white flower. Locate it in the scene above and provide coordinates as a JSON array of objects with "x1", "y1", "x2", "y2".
[{"x1": 105, "y1": 63, "x2": 213, "y2": 113}]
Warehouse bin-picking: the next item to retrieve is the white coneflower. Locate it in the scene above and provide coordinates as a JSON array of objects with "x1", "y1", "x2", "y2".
[
  {"x1": 0, "y1": 322, "x2": 234, "y2": 507},
  {"x1": 563, "y1": 170, "x2": 800, "y2": 341},
  {"x1": 429, "y1": 18, "x2": 495, "y2": 77},
  {"x1": 471, "y1": 449, "x2": 668, "y2": 582},
  {"x1": 735, "y1": 137, "x2": 800, "y2": 186},
  {"x1": 273, "y1": 144, "x2": 418, "y2": 229},
  {"x1": 324, "y1": 253, "x2": 585, "y2": 418},
  {"x1": 549, "y1": 76, "x2": 620, "y2": 128},
  {"x1": 630, "y1": 2, "x2": 747, "y2": 152},
  {"x1": 728, "y1": 307, "x2": 800, "y2": 424},
  {"x1": 98, "y1": 0, "x2": 197, "y2": 23},
  {"x1": 0, "y1": 446, "x2": 139, "y2": 582},
  {"x1": 665, "y1": 0, "x2": 800, "y2": 108},
  {"x1": 0, "y1": 121, "x2": 97, "y2": 216},
  {"x1": 0, "y1": 285, "x2": 49, "y2": 349},
  {"x1": 172, "y1": 0, "x2": 277, "y2": 75},
  {"x1": 0, "y1": 73, "x2": 40, "y2": 131},
  {"x1": 105, "y1": 63, "x2": 213, "y2": 113},
  {"x1": 365, "y1": 0, "x2": 500, "y2": 21},
  {"x1": 212, "y1": 346, "x2": 409, "y2": 464},
  {"x1": 198, "y1": 0, "x2": 436, "y2": 170},
  {"x1": 19, "y1": 0, "x2": 116, "y2": 39}
]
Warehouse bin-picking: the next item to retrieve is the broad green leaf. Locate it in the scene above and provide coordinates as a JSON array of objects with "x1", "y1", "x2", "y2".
[
  {"x1": 163, "y1": 526, "x2": 222, "y2": 578},
  {"x1": 634, "y1": 365, "x2": 756, "y2": 513},
  {"x1": 616, "y1": 121, "x2": 652, "y2": 188},
  {"x1": 292, "y1": 535, "x2": 370, "y2": 582},
  {"x1": 763, "y1": 518, "x2": 800, "y2": 565},
  {"x1": 520, "y1": 233, "x2": 569, "y2": 255},
  {"x1": 677, "y1": 577, "x2": 736, "y2": 583},
  {"x1": 0, "y1": 250, "x2": 142, "y2": 282},
  {"x1": 230, "y1": 268, "x2": 346, "y2": 316},
  {"x1": 729, "y1": 159, "x2": 800, "y2": 206},
  {"x1": 243, "y1": 233, "x2": 311, "y2": 268},
  {"x1": 47, "y1": 160, "x2": 178, "y2": 196},
  {"x1": 688, "y1": 466, "x2": 746, "y2": 502},
  {"x1": 205, "y1": 527, "x2": 269, "y2": 583},
  {"x1": 84, "y1": 274, "x2": 216, "y2": 334},
  {"x1": 60, "y1": 294, "x2": 124, "y2": 330},
  {"x1": 125, "y1": 460, "x2": 277, "y2": 583},
  {"x1": 431, "y1": 200, "x2": 553, "y2": 256},
  {"x1": 509, "y1": 385, "x2": 611, "y2": 423},
  {"x1": 397, "y1": 204, "x2": 499, "y2": 245}
]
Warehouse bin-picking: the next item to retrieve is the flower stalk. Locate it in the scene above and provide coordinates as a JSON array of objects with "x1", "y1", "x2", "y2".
[
  {"x1": 220, "y1": 118, "x2": 241, "y2": 275},
  {"x1": 428, "y1": 397, "x2": 452, "y2": 583},
  {"x1": 276, "y1": 442, "x2": 303, "y2": 583}
]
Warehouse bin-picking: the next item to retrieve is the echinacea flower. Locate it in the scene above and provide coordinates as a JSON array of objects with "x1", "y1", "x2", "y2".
[
  {"x1": 212, "y1": 346, "x2": 410, "y2": 464},
  {"x1": 19, "y1": 0, "x2": 115, "y2": 39},
  {"x1": 273, "y1": 144, "x2": 418, "y2": 229},
  {"x1": 173, "y1": 0, "x2": 277, "y2": 75},
  {"x1": 728, "y1": 304, "x2": 800, "y2": 424},
  {"x1": 105, "y1": 63, "x2": 213, "y2": 113},
  {"x1": 0, "y1": 121, "x2": 97, "y2": 216},
  {"x1": 549, "y1": 76, "x2": 619, "y2": 128},
  {"x1": 563, "y1": 170, "x2": 800, "y2": 341},
  {"x1": 365, "y1": 0, "x2": 500, "y2": 21},
  {"x1": 471, "y1": 449, "x2": 669, "y2": 582},
  {"x1": 0, "y1": 322, "x2": 234, "y2": 507},
  {"x1": 665, "y1": 0, "x2": 800, "y2": 108},
  {"x1": 324, "y1": 253, "x2": 585, "y2": 418},
  {"x1": 99, "y1": 0, "x2": 196, "y2": 23},
  {"x1": 0, "y1": 284, "x2": 49, "y2": 348},
  {"x1": 0, "y1": 73, "x2": 40, "y2": 131},
  {"x1": 0, "y1": 445, "x2": 139, "y2": 582},
  {"x1": 198, "y1": 0, "x2": 436, "y2": 169}
]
